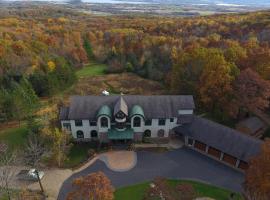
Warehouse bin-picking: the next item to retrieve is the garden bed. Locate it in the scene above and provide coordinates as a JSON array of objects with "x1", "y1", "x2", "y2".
[{"x1": 64, "y1": 142, "x2": 110, "y2": 168}]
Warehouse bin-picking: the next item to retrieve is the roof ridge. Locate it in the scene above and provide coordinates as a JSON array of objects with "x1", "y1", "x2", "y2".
[{"x1": 195, "y1": 116, "x2": 262, "y2": 143}]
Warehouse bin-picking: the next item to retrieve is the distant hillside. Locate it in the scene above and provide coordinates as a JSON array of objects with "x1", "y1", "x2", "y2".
[{"x1": 141, "y1": 0, "x2": 270, "y2": 7}]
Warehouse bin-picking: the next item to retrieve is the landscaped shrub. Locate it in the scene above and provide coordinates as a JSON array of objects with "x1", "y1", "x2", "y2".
[{"x1": 143, "y1": 177, "x2": 196, "y2": 200}]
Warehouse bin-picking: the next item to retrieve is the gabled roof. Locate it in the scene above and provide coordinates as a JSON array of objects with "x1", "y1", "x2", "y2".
[
  {"x1": 174, "y1": 116, "x2": 263, "y2": 162},
  {"x1": 66, "y1": 95, "x2": 195, "y2": 120},
  {"x1": 237, "y1": 117, "x2": 266, "y2": 133},
  {"x1": 114, "y1": 96, "x2": 128, "y2": 116}
]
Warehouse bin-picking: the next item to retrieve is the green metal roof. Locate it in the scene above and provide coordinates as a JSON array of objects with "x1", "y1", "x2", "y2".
[
  {"x1": 108, "y1": 128, "x2": 134, "y2": 140},
  {"x1": 97, "y1": 105, "x2": 112, "y2": 118},
  {"x1": 130, "y1": 105, "x2": 145, "y2": 118}
]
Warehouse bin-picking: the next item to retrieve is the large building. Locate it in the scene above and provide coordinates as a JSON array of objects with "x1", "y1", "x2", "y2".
[
  {"x1": 60, "y1": 95, "x2": 195, "y2": 142},
  {"x1": 60, "y1": 95, "x2": 262, "y2": 170}
]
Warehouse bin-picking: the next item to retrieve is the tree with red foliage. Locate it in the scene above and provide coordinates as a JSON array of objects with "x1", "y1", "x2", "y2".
[
  {"x1": 233, "y1": 68, "x2": 270, "y2": 114},
  {"x1": 66, "y1": 171, "x2": 114, "y2": 200}
]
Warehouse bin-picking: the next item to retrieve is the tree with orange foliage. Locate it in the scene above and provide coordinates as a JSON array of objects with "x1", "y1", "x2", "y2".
[
  {"x1": 66, "y1": 172, "x2": 114, "y2": 200},
  {"x1": 244, "y1": 139, "x2": 270, "y2": 200}
]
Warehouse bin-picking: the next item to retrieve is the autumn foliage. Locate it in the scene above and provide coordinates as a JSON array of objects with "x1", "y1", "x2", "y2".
[
  {"x1": 0, "y1": 7, "x2": 270, "y2": 122},
  {"x1": 66, "y1": 171, "x2": 114, "y2": 200},
  {"x1": 233, "y1": 68, "x2": 270, "y2": 112},
  {"x1": 143, "y1": 177, "x2": 196, "y2": 200},
  {"x1": 244, "y1": 139, "x2": 270, "y2": 200}
]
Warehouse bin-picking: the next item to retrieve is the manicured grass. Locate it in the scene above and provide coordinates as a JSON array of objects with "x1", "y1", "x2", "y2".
[
  {"x1": 76, "y1": 63, "x2": 107, "y2": 78},
  {"x1": 65, "y1": 143, "x2": 96, "y2": 168},
  {"x1": 114, "y1": 182, "x2": 149, "y2": 200},
  {"x1": 169, "y1": 180, "x2": 243, "y2": 200},
  {"x1": 114, "y1": 180, "x2": 243, "y2": 200},
  {"x1": 0, "y1": 125, "x2": 29, "y2": 150}
]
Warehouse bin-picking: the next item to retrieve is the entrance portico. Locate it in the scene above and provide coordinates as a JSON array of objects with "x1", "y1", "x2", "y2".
[{"x1": 108, "y1": 128, "x2": 134, "y2": 141}]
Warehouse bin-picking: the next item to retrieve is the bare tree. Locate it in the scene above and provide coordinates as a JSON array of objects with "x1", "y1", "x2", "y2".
[
  {"x1": 24, "y1": 133, "x2": 46, "y2": 195},
  {"x1": 0, "y1": 147, "x2": 17, "y2": 200}
]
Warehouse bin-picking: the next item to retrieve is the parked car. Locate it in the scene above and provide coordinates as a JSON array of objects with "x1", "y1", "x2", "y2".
[{"x1": 17, "y1": 169, "x2": 45, "y2": 181}]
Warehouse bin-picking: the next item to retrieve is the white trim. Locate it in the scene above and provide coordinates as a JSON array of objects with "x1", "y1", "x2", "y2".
[{"x1": 178, "y1": 110, "x2": 193, "y2": 115}]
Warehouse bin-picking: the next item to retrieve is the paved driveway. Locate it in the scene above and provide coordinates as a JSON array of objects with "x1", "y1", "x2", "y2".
[{"x1": 58, "y1": 148, "x2": 244, "y2": 200}]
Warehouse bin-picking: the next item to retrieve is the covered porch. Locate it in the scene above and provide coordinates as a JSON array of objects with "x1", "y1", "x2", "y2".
[{"x1": 108, "y1": 128, "x2": 134, "y2": 142}]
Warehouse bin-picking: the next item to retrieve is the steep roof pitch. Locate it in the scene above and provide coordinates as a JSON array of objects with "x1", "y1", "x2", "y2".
[
  {"x1": 66, "y1": 95, "x2": 195, "y2": 120},
  {"x1": 114, "y1": 96, "x2": 128, "y2": 116},
  {"x1": 130, "y1": 105, "x2": 145, "y2": 118},
  {"x1": 175, "y1": 116, "x2": 263, "y2": 162},
  {"x1": 97, "y1": 105, "x2": 112, "y2": 118}
]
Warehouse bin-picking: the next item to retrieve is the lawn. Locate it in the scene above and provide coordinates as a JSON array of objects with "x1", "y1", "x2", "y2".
[
  {"x1": 0, "y1": 125, "x2": 29, "y2": 150},
  {"x1": 76, "y1": 63, "x2": 107, "y2": 78},
  {"x1": 64, "y1": 143, "x2": 91, "y2": 168},
  {"x1": 114, "y1": 179, "x2": 243, "y2": 200}
]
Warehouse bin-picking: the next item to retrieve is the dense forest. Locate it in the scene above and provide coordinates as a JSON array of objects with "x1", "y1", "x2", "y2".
[{"x1": 0, "y1": 6, "x2": 270, "y2": 123}]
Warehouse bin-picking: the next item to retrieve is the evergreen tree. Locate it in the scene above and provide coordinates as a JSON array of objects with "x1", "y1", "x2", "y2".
[{"x1": 83, "y1": 38, "x2": 94, "y2": 61}]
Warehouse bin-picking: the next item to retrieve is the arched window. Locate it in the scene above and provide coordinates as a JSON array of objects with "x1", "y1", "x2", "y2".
[
  {"x1": 101, "y1": 117, "x2": 108, "y2": 128},
  {"x1": 143, "y1": 130, "x2": 151, "y2": 138},
  {"x1": 158, "y1": 129, "x2": 165, "y2": 137},
  {"x1": 133, "y1": 117, "x2": 141, "y2": 127},
  {"x1": 91, "y1": 130, "x2": 98, "y2": 138},
  {"x1": 76, "y1": 130, "x2": 84, "y2": 139}
]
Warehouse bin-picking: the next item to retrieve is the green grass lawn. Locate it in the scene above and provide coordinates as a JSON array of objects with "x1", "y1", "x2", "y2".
[
  {"x1": 114, "y1": 180, "x2": 243, "y2": 200},
  {"x1": 0, "y1": 189, "x2": 19, "y2": 200},
  {"x1": 76, "y1": 63, "x2": 107, "y2": 78},
  {"x1": 0, "y1": 125, "x2": 29, "y2": 150},
  {"x1": 64, "y1": 143, "x2": 95, "y2": 168}
]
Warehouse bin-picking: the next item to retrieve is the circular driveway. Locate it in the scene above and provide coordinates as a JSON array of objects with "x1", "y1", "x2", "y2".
[{"x1": 58, "y1": 148, "x2": 244, "y2": 200}]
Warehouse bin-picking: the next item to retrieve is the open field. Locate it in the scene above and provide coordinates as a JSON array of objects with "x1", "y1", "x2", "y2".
[
  {"x1": 114, "y1": 179, "x2": 243, "y2": 200},
  {"x1": 76, "y1": 63, "x2": 107, "y2": 78},
  {"x1": 68, "y1": 73, "x2": 166, "y2": 96}
]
